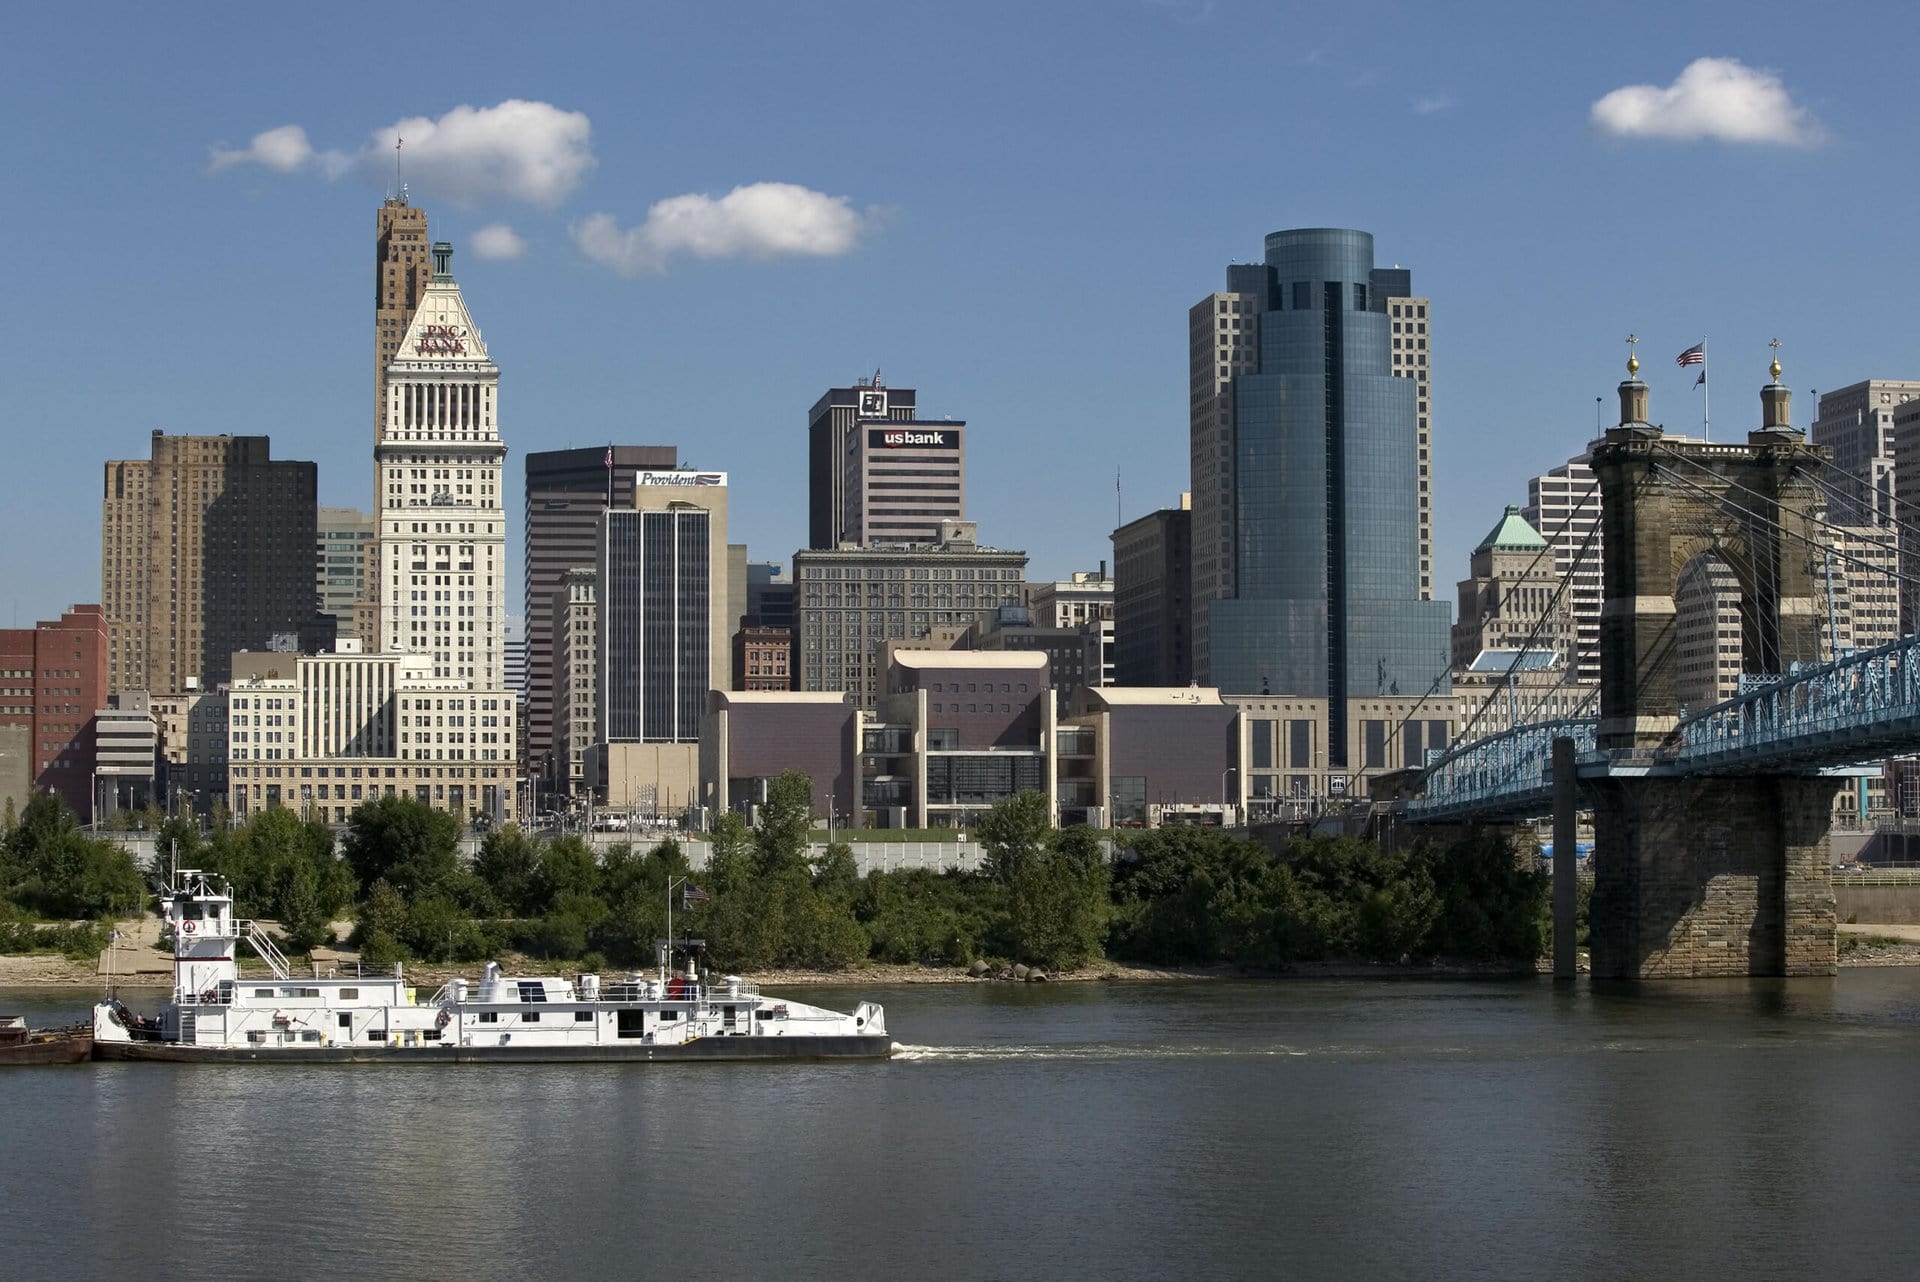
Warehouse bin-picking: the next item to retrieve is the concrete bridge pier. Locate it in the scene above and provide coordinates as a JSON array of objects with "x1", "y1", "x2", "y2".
[{"x1": 1588, "y1": 774, "x2": 1839, "y2": 978}]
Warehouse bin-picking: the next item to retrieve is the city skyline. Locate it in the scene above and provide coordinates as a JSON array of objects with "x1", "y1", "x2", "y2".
[{"x1": 6, "y1": 3, "x2": 1917, "y2": 629}]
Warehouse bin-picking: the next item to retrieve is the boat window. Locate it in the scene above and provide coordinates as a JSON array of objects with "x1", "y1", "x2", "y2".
[
  {"x1": 253, "y1": 989, "x2": 274, "y2": 998},
  {"x1": 660, "y1": 1010, "x2": 678, "y2": 1022},
  {"x1": 367, "y1": 1030, "x2": 382, "y2": 1040},
  {"x1": 615, "y1": 1010, "x2": 645, "y2": 1039},
  {"x1": 478, "y1": 1012, "x2": 499, "y2": 1024},
  {"x1": 301, "y1": 1031, "x2": 321, "y2": 1043},
  {"x1": 517, "y1": 982, "x2": 546, "y2": 1003},
  {"x1": 423, "y1": 1029, "x2": 442, "y2": 1042},
  {"x1": 337, "y1": 1013, "x2": 351, "y2": 1029},
  {"x1": 247, "y1": 1031, "x2": 267, "y2": 1044},
  {"x1": 575, "y1": 1010, "x2": 594, "y2": 1022},
  {"x1": 523, "y1": 1012, "x2": 541, "y2": 1023},
  {"x1": 339, "y1": 988, "x2": 359, "y2": 1001}
]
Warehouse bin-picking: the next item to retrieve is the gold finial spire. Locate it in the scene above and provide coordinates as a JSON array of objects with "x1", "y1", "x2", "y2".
[
  {"x1": 1626, "y1": 333, "x2": 1640, "y2": 378},
  {"x1": 1768, "y1": 337, "x2": 1782, "y2": 384}
]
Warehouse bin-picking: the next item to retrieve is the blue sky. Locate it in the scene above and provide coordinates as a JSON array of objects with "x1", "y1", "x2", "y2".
[{"x1": 5, "y1": 1, "x2": 1918, "y2": 629}]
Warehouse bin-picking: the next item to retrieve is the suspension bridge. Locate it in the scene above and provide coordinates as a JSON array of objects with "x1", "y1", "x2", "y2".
[{"x1": 1399, "y1": 355, "x2": 1920, "y2": 978}]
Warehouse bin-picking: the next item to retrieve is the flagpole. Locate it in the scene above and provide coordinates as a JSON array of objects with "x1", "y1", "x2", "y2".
[
  {"x1": 1702, "y1": 337, "x2": 1710, "y2": 441},
  {"x1": 665, "y1": 875, "x2": 683, "y2": 982}
]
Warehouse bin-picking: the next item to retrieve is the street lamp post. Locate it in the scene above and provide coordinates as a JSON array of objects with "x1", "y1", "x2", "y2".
[{"x1": 1221, "y1": 767, "x2": 1237, "y2": 814}]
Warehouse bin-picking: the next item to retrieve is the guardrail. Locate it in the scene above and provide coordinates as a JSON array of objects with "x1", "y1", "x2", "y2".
[
  {"x1": 1675, "y1": 635, "x2": 1920, "y2": 769},
  {"x1": 1409, "y1": 718, "x2": 1596, "y2": 821}
]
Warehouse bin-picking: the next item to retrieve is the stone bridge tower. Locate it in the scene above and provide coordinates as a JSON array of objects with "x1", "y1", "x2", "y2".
[{"x1": 1585, "y1": 347, "x2": 1839, "y2": 978}]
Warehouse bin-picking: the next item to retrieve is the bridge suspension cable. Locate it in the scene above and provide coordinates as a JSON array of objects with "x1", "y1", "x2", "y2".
[
  {"x1": 1799, "y1": 449, "x2": 1920, "y2": 531},
  {"x1": 1649, "y1": 446, "x2": 1920, "y2": 594},
  {"x1": 1386, "y1": 473, "x2": 1603, "y2": 761},
  {"x1": 1648, "y1": 448, "x2": 1920, "y2": 678}
]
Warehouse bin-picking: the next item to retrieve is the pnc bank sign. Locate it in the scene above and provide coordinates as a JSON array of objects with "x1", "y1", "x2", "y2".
[
  {"x1": 414, "y1": 324, "x2": 468, "y2": 355},
  {"x1": 871, "y1": 428, "x2": 959, "y2": 450}
]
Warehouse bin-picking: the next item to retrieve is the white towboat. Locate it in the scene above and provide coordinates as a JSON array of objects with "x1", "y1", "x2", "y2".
[{"x1": 92, "y1": 869, "x2": 889, "y2": 1063}]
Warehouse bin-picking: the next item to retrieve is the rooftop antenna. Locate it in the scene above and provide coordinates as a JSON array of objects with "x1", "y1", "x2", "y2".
[{"x1": 396, "y1": 135, "x2": 407, "y2": 203}]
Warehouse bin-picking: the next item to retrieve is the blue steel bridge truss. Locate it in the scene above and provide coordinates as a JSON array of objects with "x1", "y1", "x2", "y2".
[{"x1": 1409, "y1": 634, "x2": 1920, "y2": 823}]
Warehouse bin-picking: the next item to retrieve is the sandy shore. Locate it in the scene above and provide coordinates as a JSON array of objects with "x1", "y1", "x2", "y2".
[{"x1": 6, "y1": 918, "x2": 1920, "y2": 988}]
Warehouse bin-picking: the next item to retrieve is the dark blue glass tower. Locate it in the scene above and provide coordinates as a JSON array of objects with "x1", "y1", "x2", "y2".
[{"x1": 1207, "y1": 229, "x2": 1451, "y2": 767}]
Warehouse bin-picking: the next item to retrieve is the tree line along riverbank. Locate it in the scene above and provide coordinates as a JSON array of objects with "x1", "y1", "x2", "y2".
[{"x1": 7, "y1": 773, "x2": 1556, "y2": 977}]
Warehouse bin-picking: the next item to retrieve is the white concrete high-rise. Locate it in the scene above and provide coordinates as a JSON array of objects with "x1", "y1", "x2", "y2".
[
  {"x1": 1521, "y1": 456, "x2": 1602, "y2": 684},
  {"x1": 1810, "y1": 380, "x2": 1920, "y2": 528},
  {"x1": 1185, "y1": 290, "x2": 1257, "y2": 684},
  {"x1": 377, "y1": 241, "x2": 507, "y2": 690}
]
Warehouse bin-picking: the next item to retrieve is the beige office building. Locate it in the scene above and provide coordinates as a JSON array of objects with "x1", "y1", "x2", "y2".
[
  {"x1": 317, "y1": 507, "x2": 376, "y2": 642},
  {"x1": 376, "y1": 241, "x2": 508, "y2": 691},
  {"x1": 793, "y1": 522, "x2": 1026, "y2": 710},
  {"x1": 1811, "y1": 379, "x2": 1920, "y2": 527},
  {"x1": 226, "y1": 648, "x2": 516, "y2": 825}
]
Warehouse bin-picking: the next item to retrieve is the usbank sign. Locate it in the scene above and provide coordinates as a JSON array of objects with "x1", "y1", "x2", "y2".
[
  {"x1": 870, "y1": 428, "x2": 959, "y2": 449},
  {"x1": 636, "y1": 470, "x2": 728, "y2": 487}
]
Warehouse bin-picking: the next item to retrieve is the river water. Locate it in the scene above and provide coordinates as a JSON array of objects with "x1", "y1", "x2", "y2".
[{"x1": 5, "y1": 972, "x2": 1920, "y2": 1280}]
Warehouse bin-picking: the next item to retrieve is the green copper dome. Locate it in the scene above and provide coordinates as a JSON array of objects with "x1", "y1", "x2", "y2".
[{"x1": 1475, "y1": 505, "x2": 1548, "y2": 553}]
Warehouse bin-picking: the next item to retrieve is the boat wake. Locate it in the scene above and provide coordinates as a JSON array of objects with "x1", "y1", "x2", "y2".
[{"x1": 889, "y1": 1042, "x2": 1320, "y2": 1062}]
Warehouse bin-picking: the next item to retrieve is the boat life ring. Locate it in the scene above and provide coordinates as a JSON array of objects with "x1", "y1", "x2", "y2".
[
  {"x1": 181, "y1": 920, "x2": 197, "y2": 934},
  {"x1": 435, "y1": 1009, "x2": 452, "y2": 1030}
]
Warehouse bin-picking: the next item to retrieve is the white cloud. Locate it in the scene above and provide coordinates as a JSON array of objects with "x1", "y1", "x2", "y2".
[
  {"x1": 470, "y1": 224, "x2": 527, "y2": 261},
  {"x1": 1412, "y1": 94, "x2": 1454, "y2": 115},
  {"x1": 207, "y1": 124, "x2": 335, "y2": 175},
  {"x1": 1590, "y1": 57, "x2": 1823, "y2": 146},
  {"x1": 206, "y1": 100, "x2": 594, "y2": 205},
  {"x1": 369, "y1": 100, "x2": 593, "y2": 207},
  {"x1": 572, "y1": 182, "x2": 875, "y2": 276}
]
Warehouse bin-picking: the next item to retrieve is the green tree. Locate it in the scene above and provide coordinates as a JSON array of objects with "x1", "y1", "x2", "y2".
[
  {"x1": 5, "y1": 793, "x2": 145, "y2": 919},
  {"x1": 534, "y1": 836, "x2": 600, "y2": 912},
  {"x1": 1007, "y1": 824, "x2": 1109, "y2": 969},
  {"x1": 342, "y1": 795, "x2": 459, "y2": 898},
  {"x1": 353, "y1": 877, "x2": 410, "y2": 967},
  {"x1": 977, "y1": 789, "x2": 1052, "y2": 884},
  {"x1": 474, "y1": 824, "x2": 540, "y2": 916},
  {"x1": 1423, "y1": 828, "x2": 1546, "y2": 960},
  {"x1": 752, "y1": 771, "x2": 816, "y2": 877},
  {"x1": 275, "y1": 858, "x2": 330, "y2": 953},
  {"x1": 592, "y1": 839, "x2": 692, "y2": 966},
  {"x1": 1109, "y1": 827, "x2": 1280, "y2": 963}
]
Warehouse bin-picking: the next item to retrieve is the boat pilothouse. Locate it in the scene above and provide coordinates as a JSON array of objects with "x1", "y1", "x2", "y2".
[{"x1": 93, "y1": 869, "x2": 890, "y2": 1063}]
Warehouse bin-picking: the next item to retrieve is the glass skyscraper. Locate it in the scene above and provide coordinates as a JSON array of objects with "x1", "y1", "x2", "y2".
[{"x1": 1204, "y1": 228, "x2": 1451, "y2": 767}]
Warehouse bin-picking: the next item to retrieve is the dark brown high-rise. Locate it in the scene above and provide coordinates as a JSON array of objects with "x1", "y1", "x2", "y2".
[
  {"x1": 524, "y1": 445, "x2": 676, "y2": 791},
  {"x1": 368, "y1": 198, "x2": 434, "y2": 651},
  {"x1": 101, "y1": 433, "x2": 320, "y2": 695},
  {"x1": 374, "y1": 197, "x2": 433, "y2": 435}
]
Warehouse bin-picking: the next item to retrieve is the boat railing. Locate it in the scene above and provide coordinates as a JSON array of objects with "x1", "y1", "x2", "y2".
[
  {"x1": 426, "y1": 979, "x2": 765, "y2": 1006},
  {"x1": 174, "y1": 986, "x2": 233, "y2": 1007},
  {"x1": 238, "y1": 921, "x2": 292, "y2": 980}
]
